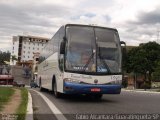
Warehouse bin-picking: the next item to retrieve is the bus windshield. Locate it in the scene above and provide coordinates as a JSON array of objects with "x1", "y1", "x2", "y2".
[{"x1": 65, "y1": 26, "x2": 121, "y2": 74}]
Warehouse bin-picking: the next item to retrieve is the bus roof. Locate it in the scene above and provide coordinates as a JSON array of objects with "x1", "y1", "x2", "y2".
[{"x1": 64, "y1": 24, "x2": 118, "y2": 32}]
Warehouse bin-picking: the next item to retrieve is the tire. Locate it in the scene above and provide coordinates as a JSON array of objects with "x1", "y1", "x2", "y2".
[
  {"x1": 53, "y1": 81, "x2": 61, "y2": 98},
  {"x1": 39, "y1": 78, "x2": 44, "y2": 91},
  {"x1": 40, "y1": 85, "x2": 45, "y2": 91}
]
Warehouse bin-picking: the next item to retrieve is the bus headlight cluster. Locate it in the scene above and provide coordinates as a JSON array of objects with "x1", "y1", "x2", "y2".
[
  {"x1": 110, "y1": 80, "x2": 122, "y2": 85},
  {"x1": 116, "y1": 80, "x2": 122, "y2": 84},
  {"x1": 64, "y1": 78, "x2": 81, "y2": 84}
]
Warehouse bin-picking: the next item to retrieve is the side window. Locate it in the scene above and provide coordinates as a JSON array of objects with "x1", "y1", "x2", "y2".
[
  {"x1": 58, "y1": 26, "x2": 65, "y2": 51},
  {"x1": 59, "y1": 54, "x2": 64, "y2": 71},
  {"x1": 53, "y1": 34, "x2": 59, "y2": 53},
  {"x1": 58, "y1": 26, "x2": 65, "y2": 71}
]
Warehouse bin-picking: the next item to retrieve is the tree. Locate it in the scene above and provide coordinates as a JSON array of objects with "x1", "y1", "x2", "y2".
[
  {"x1": 0, "y1": 51, "x2": 11, "y2": 65},
  {"x1": 152, "y1": 61, "x2": 160, "y2": 82},
  {"x1": 126, "y1": 42, "x2": 160, "y2": 87},
  {"x1": 139, "y1": 42, "x2": 160, "y2": 80},
  {"x1": 122, "y1": 45, "x2": 127, "y2": 72}
]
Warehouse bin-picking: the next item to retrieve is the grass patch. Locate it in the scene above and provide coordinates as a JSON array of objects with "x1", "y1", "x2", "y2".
[
  {"x1": 16, "y1": 88, "x2": 28, "y2": 120},
  {"x1": 0, "y1": 87, "x2": 28, "y2": 119},
  {"x1": 0, "y1": 87, "x2": 15, "y2": 111}
]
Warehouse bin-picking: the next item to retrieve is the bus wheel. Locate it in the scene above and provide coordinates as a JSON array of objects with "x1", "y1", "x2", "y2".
[
  {"x1": 53, "y1": 82, "x2": 61, "y2": 98},
  {"x1": 40, "y1": 85, "x2": 44, "y2": 91},
  {"x1": 93, "y1": 94, "x2": 103, "y2": 100},
  {"x1": 39, "y1": 79, "x2": 44, "y2": 91}
]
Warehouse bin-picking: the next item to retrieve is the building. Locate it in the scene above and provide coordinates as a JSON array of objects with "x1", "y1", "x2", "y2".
[{"x1": 10, "y1": 35, "x2": 49, "y2": 65}]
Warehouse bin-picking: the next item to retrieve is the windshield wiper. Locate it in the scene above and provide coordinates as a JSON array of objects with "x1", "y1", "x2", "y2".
[
  {"x1": 97, "y1": 45, "x2": 111, "y2": 73},
  {"x1": 83, "y1": 49, "x2": 95, "y2": 71},
  {"x1": 83, "y1": 45, "x2": 111, "y2": 73}
]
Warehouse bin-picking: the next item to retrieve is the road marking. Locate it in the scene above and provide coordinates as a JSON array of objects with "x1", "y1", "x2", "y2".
[{"x1": 31, "y1": 89, "x2": 67, "y2": 120}]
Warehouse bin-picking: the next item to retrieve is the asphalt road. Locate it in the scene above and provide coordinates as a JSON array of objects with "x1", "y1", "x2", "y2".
[
  {"x1": 29, "y1": 88, "x2": 160, "y2": 120},
  {"x1": 30, "y1": 90, "x2": 57, "y2": 120}
]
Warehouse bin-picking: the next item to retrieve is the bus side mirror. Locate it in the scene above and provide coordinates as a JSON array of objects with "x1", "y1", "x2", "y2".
[
  {"x1": 120, "y1": 41, "x2": 126, "y2": 51},
  {"x1": 60, "y1": 40, "x2": 65, "y2": 54},
  {"x1": 120, "y1": 41, "x2": 126, "y2": 46},
  {"x1": 120, "y1": 41, "x2": 127, "y2": 68}
]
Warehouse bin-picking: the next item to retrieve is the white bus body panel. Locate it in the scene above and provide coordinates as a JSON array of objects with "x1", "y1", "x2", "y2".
[
  {"x1": 63, "y1": 72, "x2": 122, "y2": 85},
  {"x1": 38, "y1": 52, "x2": 64, "y2": 92}
]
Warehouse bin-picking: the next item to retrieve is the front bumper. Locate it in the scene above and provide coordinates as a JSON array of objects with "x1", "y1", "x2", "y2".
[{"x1": 63, "y1": 82, "x2": 121, "y2": 94}]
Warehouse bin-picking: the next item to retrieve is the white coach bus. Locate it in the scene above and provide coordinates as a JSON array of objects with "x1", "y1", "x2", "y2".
[{"x1": 38, "y1": 24, "x2": 125, "y2": 99}]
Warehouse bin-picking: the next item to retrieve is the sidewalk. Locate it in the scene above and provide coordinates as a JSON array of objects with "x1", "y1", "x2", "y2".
[{"x1": 122, "y1": 88, "x2": 160, "y2": 94}]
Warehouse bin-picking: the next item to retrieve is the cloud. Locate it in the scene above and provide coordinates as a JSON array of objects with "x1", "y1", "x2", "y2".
[
  {"x1": 0, "y1": 2, "x2": 70, "y2": 51},
  {"x1": 115, "y1": 6, "x2": 160, "y2": 46},
  {"x1": 0, "y1": 0, "x2": 160, "y2": 51},
  {"x1": 0, "y1": 1, "x2": 72, "y2": 50},
  {"x1": 128, "y1": 7, "x2": 160, "y2": 25},
  {"x1": 139, "y1": 11, "x2": 160, "y2": 25},
  {"x1": 0, "y1": 2, "x2": 71, "y2": 27}
]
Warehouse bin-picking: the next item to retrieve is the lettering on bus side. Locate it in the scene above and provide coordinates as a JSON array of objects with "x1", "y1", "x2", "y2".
[{"x1": 71, "y1": 74, "x2": 92, "y2": 79}]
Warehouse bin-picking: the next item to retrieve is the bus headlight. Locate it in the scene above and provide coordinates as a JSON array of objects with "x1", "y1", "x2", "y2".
[
  {"x1": 116, "y1": 80, "x2": 122, "y2": 84},
  {"x1": 110, "y1": 80, "x2": 122, "y2": 85},
  {"x1": 64, "y1": 78, "x2": 81, "y2": 84}
]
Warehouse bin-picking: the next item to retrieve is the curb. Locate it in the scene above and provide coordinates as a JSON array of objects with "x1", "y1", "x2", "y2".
[
  {"x1": 25, "y1": 91, "x2": 33, "y2": 120},
  {"x1": 122, "y1": 89, "x2": 160, "y2": 94}
]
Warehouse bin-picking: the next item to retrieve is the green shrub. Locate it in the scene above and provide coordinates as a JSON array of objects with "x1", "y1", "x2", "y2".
[{"x1": 140, "y1": 82, "x2": 151, "y2": 89}]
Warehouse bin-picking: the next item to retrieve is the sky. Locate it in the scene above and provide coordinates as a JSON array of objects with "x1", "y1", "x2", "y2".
[{"x1": 0, "y1": 0, "x2": 160, "y2": 51}]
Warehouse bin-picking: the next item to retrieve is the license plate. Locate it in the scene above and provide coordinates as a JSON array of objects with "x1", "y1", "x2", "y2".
[{"x1": 91, "y1": 88, "x2": 101, "y2": 92}]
